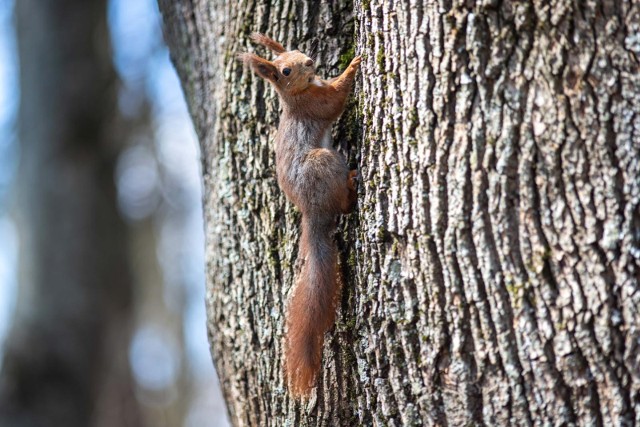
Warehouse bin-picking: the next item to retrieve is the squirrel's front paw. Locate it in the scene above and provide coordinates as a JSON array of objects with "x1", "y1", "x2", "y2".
[{"x1": 349, "y1": 56, "x2": 362, "y2": 71}]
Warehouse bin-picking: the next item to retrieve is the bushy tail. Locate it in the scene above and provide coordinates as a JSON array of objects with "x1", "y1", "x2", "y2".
[{"x1": 285, "y1": 215, "x2": 339, "y2": 397}]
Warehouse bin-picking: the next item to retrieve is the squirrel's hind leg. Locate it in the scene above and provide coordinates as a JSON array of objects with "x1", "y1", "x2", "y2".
[{"x1": 342, "y1": 169, "x2": 358, "y2": 214}]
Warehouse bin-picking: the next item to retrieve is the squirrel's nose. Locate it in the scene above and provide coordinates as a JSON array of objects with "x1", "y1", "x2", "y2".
[{"x1": 305, "y1": 59, "x2": 314, "y2": 67}]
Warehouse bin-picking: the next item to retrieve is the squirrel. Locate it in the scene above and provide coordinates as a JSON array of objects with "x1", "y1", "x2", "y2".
[{"x1": 239, "y1": 33, "x2": 361, "y2": 398}]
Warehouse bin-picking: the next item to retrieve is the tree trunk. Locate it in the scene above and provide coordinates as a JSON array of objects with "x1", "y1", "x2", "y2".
[
  {"x1": 158, "y1": 0, "x2": 640, "y2": 425},
  {"x1": 0, "y1": 1, "x2": 139, "y2": 426}
]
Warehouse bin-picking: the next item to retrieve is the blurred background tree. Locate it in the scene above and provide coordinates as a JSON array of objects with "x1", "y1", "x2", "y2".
[{"x1": 0, "y1": 0, "x2": 229, "y2": 426}]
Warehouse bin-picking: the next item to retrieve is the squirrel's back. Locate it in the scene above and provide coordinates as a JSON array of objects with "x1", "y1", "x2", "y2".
[{"x1": 275, "y1": 115, "x2": 336, "y2": 204}]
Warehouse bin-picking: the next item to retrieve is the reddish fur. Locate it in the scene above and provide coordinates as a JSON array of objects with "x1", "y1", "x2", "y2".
[
  {"x1": 285, "y1": 216, "x2": 338, "y2": 396},
  {"x1": 239, "y1": 34, "x2": 360, "y2": 398},
  {"x1": 250, "y1": 32, "x2": 286, "y2": 54}
]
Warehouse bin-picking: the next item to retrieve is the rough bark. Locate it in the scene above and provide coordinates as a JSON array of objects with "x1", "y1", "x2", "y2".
[
  {"x1": 158, "y1": 0, "x2": 640, "y2": 425},
  {"x1": 0, "y1": 1, "x2": 139, "y2": 426}
]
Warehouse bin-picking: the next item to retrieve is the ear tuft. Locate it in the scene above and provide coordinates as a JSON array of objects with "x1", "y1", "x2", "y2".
[
  {"x1": 236, "y1": 52, "x2": 254, "y2": 65},
  {"x1": 237, "y1": 52, "x2": 279, "y2": 83},
  {"x1": 250, "y1": 32, "x2": 286, "y2": 55}
]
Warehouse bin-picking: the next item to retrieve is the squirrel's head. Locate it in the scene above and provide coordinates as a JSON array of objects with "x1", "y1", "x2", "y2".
[{"x1": 238, "y1": 33, "x2": 316, "y2": 95}]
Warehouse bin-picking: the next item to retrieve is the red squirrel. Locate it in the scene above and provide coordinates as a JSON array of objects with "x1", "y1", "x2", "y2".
[{"x1": 239, "y1": 33, "x2": 360, "y2": 397}]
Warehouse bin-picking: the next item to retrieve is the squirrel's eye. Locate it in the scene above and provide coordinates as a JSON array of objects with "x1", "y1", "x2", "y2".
[{"x1": 282, "y1": 68, "x2": 291, "y2": 76}]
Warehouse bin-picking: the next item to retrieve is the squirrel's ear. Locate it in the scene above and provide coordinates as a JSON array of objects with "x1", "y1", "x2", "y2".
[
  {"x1": 238, "y1": 53, "x2": 280, "y2": 83},
  {"x1": 250, "y1": 32, "x2": 286, "y2": 54}
]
